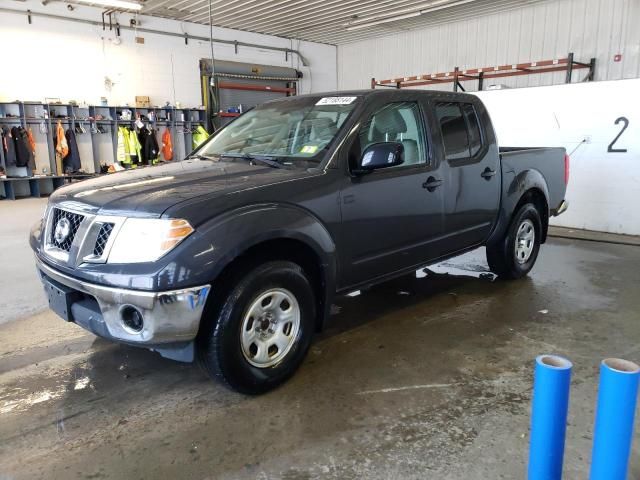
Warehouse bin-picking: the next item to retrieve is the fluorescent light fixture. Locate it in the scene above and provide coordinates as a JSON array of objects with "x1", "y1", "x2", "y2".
[
  {"x1": 76, "y1": 0, "x2": 143, "y2": 10},
  {"x1": 346, "y1": 0, "x2": 452, "y2": 25},
  {"x1": 345, "y1": 0, "x2": 477, "y2": 31},
  {"x1": 346, "y1": 11, "x2": 421, "y2": 31}
]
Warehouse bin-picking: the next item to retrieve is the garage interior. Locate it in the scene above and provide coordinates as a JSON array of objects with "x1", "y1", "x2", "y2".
[{"x1": 1, "y1": 0, "x2": 639, "y2": 478}]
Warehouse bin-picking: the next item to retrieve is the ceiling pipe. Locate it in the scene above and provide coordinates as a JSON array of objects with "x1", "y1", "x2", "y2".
[{"x1": 0, "y1": 6, "x2": 310, "y2": 66}]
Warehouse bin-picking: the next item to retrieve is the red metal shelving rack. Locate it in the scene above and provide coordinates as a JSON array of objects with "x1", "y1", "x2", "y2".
[{"x1": 371, "y1": 52, "x2": 596, "y2": 91}]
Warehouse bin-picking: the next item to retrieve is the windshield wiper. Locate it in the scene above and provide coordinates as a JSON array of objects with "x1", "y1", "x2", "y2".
[
  {"x1": 219, "y1": 153, "x2": 285, "y2": 169},
  {"x1": 186, "y1": 153, "x2": 217, "y2": 161}
]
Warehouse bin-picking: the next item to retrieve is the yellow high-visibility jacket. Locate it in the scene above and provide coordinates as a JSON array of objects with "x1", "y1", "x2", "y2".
[
  {"x1": 192, "y1": 125, "x2": 209, "y2": 149},
  {"x1": 116, "y1": 127, "x2": 126, "y2": 163},
  {"x1": 117, "y1": 127, "x2": 142, "y2": 164}
]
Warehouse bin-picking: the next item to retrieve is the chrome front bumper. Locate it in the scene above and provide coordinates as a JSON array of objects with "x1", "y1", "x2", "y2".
[{"x1": 36, "y1": 256, "x2": 210, "y2": 345}]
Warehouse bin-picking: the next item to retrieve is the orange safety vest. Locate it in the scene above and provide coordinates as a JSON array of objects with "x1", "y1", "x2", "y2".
[
  {"x1": 27, "y1": 128, "x2": 36, "y2": 154},
  {"x1": 162, "y1": 128, "x2": 173, "y2": 161}
]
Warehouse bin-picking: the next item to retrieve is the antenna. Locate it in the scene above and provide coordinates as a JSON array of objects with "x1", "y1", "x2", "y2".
[{"x1": 208, "y1": 0, "x2": 216, "y2": 83}]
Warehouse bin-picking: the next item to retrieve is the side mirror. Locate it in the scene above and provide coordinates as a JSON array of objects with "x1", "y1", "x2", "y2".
[{"x1": 354, "y1": 142, "x2": 404, "y2": 174}]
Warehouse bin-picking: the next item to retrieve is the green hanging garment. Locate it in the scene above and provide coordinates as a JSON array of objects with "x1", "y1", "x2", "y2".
[
  {"x1": 192, "y1": 125, "x2": 209, "y2": 149},
  {"x1": 127, "y1": 128, "x2": 142, "y2": 164},
  {"x1": 117, "y1": 127, "x2": 128, "y2": 164}
]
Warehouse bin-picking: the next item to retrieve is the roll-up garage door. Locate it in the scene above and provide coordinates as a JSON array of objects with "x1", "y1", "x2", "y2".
[{"x1": 200, "y1": 59, "x2": 302, "y2": 131}]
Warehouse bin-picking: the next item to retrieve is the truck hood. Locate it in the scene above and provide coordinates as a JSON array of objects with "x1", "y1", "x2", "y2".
[{"x1": 51, "y1": 159, "x2": 316, "y2": 217}]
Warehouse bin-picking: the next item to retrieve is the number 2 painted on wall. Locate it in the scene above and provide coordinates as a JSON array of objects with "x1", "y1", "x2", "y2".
[{"x1": 608, "y1": 117, "x2": 629, "y2": 153}]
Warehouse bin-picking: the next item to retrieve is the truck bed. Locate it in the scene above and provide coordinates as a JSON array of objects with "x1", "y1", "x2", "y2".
[{"x1": 499, "y1": 146, "x2": 567, "y2": 214}]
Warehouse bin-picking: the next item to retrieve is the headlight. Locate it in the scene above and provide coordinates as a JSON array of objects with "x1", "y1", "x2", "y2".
[{"x1": 108, "y1": 218, "x2": 194, "y2": 264}]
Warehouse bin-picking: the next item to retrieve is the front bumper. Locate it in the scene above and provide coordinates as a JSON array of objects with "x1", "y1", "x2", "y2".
[{"x1": 36, "y1": 256, "x2": 210, "y2": 361}]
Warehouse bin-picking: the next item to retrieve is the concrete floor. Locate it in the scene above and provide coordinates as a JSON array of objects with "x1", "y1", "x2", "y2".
[
  {"x1": 1, "y1": 201, "x2": 640, "y2": 479},
  {"x1": 0, "y1": 197, "x2": 49, "y2": 324}
]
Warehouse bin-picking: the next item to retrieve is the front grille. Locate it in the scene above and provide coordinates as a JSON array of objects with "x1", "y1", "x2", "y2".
[
  {"x1": 93, "y1": 223, "x2": 114, "y2": 256},
  {"x1": 50, "y1": 208, "x2": 85, "y2": 251}
]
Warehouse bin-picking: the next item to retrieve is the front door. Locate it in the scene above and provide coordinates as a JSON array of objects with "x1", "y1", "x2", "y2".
[{"x1": 340, "y1": 100, "x2": 446, "y2": 288}]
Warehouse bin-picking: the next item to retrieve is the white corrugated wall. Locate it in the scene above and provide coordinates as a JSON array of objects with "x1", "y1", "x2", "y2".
[{"x1": 337, "y1": 0, "x2": 640, "y2": 90}]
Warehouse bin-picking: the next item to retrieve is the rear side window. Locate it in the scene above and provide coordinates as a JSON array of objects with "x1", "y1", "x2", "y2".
[
  {"x1": 435, "y1": 102, "x2": 484, "y2": 161},
  {"x1": 462, "y1": 104, "x2": 482, "y2": 156}
]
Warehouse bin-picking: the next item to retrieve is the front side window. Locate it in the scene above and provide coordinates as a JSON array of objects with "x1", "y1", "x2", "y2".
[
  {"x1": 199, "y1": 96, "x2": 358, "y2": 163},
  {"x1": 435, "y1": 101, "x2": 484, "y2": 161},
  {"x1": 358, "y1": 102, "x2": 426, "y2": 168}
]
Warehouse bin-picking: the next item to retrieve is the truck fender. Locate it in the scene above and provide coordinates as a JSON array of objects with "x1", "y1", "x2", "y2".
[
  {"x1": 165, "y1": 203, "x2": 337, "y2": 331},
  {"x1": 486, "y1": 168, "x2": 550, "y2": 246}
]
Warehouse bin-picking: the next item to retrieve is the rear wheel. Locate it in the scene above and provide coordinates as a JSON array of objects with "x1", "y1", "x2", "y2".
[
  {"x1": 487, "y1": 203, "x2": 542, "y2": 279},
  {"x1": 198, "y1": 261, "x2": 315, "y2": 394}
]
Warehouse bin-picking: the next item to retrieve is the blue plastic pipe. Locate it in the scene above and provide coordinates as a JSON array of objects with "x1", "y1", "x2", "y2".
[
  {"x1": 528, "y1": 354, "x2": 573, "y2": 480},
  {"x1": 590, "y1": 358, "x2": 640, "y2": 480}
]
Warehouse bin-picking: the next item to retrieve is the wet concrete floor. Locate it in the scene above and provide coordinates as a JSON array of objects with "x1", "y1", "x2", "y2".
[{"x1": 1, "y1": 238, "x2": 639, "y2": 479}]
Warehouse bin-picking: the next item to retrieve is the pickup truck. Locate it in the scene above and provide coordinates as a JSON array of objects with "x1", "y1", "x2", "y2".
[{"x1": 30, "y1": 90, "x2": 569, "y2": 394}]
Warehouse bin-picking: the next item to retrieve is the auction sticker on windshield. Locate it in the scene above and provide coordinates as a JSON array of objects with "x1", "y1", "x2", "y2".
[
  {"x1": 316, "y1": 96, "x2": 357, "y2": 105},
  {"x1": 300, "y1": 145, "x2": 319, "y2": 154}
]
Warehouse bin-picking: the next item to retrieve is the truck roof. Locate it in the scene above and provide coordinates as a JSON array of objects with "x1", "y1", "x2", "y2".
[{"x1": 270, "y1": 88, "x2": 480, "y2": 103}]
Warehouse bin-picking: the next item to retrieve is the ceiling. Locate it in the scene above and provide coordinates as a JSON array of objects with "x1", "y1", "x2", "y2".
[{"x1": 136, "y1": 0, "x2": 546, "y2": 45}]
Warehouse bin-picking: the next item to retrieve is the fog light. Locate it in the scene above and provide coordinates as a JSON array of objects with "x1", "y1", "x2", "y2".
[{"x1": 120, "y1": 305, "x2": 144, "y2": 333}]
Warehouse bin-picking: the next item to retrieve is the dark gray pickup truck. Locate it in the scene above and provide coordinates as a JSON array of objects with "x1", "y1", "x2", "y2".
[{"x1": 30, "y1": 90, "x2": 569, "y2": 393}]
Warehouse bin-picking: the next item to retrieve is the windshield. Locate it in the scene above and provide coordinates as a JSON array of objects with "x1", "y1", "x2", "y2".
[{"x1": 199, "y1": 96, "x2": 359, "y2": 163}]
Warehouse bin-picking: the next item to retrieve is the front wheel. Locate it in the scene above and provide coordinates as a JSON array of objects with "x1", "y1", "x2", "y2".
[
  {"x1": 487, "y1": 203, "x2": 542, "y2": 279},
  {"x1": 197, "y1": 261, "x2": 316, "y2": 394}
]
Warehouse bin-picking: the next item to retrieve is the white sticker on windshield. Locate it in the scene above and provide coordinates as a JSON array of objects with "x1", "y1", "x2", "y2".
[{"x1": 315, "y1": 96, "x2": 357, "y2": 105}]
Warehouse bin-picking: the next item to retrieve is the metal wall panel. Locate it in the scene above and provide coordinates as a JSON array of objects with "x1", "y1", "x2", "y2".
[{"x1": 338, "y1": 0, "x2": 640, "y2": 90}]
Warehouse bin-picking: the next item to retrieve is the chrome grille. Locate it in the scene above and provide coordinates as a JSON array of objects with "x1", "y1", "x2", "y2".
[
  {"x1": 93, "y1": 223, "x2": 114, "y2": 257},
  {"x1": 50, "y1": 208, "x2": 85, "y2": 251}
]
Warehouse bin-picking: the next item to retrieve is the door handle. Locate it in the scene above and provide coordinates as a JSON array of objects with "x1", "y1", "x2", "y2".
[
  {"x1": 423, "y1": 176, "x2": 443, "y2": 192},
  {"x1": 481, "y1": 168, "x2": 497, "y2": 180}
]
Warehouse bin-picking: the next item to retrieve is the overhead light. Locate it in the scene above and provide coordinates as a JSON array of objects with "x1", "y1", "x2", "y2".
[
  {"x1": 346, "y1": 11, "x2": 421, "y2": 31},
  {"x1": 345, "y1": 0, "x2": 477, "y2": 31},
  {"x1": 346, "y1": 0, "x2": 452, "y2": 26},
  {"x1": 75, "y1": 0, "x2": 143, "y2": 10}
]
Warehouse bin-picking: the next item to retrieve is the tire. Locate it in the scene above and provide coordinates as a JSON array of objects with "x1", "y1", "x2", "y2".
[
  {"x1": 197, "y1": 261, "x2": 316, "y2": 394},
  {"x1": 486, "y1": 203, "x2": 542, "y2": 280}
]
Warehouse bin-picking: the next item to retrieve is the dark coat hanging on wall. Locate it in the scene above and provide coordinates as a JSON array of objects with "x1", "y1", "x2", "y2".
[
  {"x1": 1, "y1": 127, "x2": 17, "y2": 166},
  {"x1": 12, "y1": 126, "x2": 35, "y2": 169},
  {"x1": 138, "y1": 127, "x2": 160, "y2": 165},
  {"x1": 64, "y1": 128, "x2": 82, "y2": 173}
]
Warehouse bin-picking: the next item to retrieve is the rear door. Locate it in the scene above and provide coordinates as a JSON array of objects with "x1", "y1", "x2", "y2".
[
  {"x1": 431, "y1": 98, "x2": 500, "y2": 252},
  {"x1": 339, "y1": 98, "x2": 446, "y2": 288}
]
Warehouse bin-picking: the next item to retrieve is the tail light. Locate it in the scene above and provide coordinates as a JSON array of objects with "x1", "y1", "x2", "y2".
[{"x1": 564, "y1": 153, "x2": 570, "y2": 185}]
